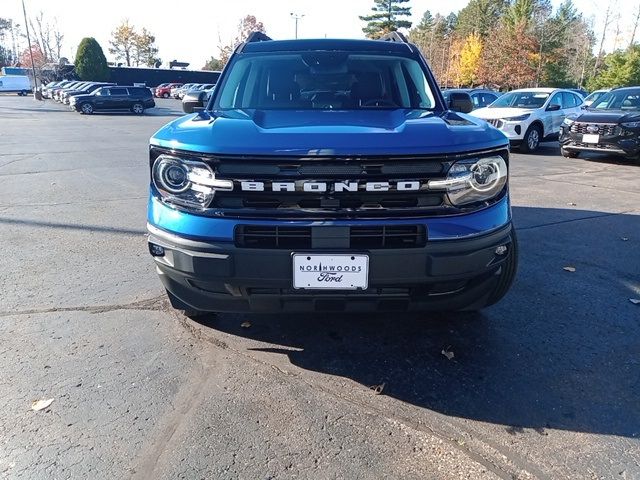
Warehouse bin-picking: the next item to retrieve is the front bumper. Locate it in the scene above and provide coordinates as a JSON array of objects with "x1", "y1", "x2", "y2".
[
  {"x1": 148, "y1": 196, "x2": 514, "y2": 312},
  {"x1": 560, "y1": 127, "x2": 639, "y2": 156},
  {"x1": 483, "y1": 119, "x2": 525, "y2": 141}
]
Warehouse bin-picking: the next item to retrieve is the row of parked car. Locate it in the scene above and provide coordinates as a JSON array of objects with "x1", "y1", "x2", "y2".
[
  {"x1": 443, "y1": 86, "x2": 637, "y2": 158},
  {"x1": 41, "y1": 80, "x2": 155, "y2": 114},
  {"x1": 38, "y1": 79, "x2": 637, "y2": 159},
  {"x1": 151, "y1": 82, "x2": 217, "y2": 113}
]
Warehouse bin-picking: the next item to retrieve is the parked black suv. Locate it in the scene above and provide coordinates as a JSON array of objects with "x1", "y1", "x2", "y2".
[
  {"x1": 560, "y1": 86, "x2": 640, "y2": 160},
  {"x1": 70, "y1": 86, "x2": 155, "y2": 114},
  {"x1": 62, "y1": 82, "x2": 115, "y2": 104}
]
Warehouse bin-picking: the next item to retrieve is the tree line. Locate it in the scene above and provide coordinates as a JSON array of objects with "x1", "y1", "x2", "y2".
[
  {"x1": 1, "y1": 2, "x2": 639, "y2": 91},
  {"x1": 362, "y1": 0, "x2": 640, "y2": 91}
]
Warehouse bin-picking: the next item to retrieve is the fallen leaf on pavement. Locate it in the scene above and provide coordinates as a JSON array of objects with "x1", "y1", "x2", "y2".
[
  {"x1": 31, "y1": 398, "x2": 54, "y2": 411},
  {"x1": 240, "y1": 321, "x2": 251, "y2": 328},
  {"x1": 370, "y1": 383, "x2": 386, "y2": 395},
  {"x1": 630, "y1": 299, "x2": 640, "y2": 305},
  {"x1": 441, "y1": 348, "x2": 455, "y2": 360},
  {"x1": 563, "y1": 266, "x2": 576, "y2": 272}
]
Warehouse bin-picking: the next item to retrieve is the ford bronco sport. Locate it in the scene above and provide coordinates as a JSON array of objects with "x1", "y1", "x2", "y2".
[{"x1": 147, "y1": 32, "x2": 517, "y2": 315}]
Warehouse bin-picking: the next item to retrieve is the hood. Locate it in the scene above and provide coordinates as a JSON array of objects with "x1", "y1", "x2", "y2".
[
  {"x1": 150, "y1": 109, "x2": 509, "y2": 156},
  {"x1": 471, "y1": 107, "x2": 538, "y2": 120},
  {"x1": 572, "y1": 110, "x2": 640, "y2": 124}
]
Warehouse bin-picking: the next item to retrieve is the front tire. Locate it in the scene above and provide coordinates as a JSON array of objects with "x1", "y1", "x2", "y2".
[
  {"x1": 520, "y1": 124, "x2": 541, "y2": 153},
  {"x1": 561, "y1": 147, "x2": 580, "y2": 158},
  {"x1": 162, "y1": 92, "x2": 169, "y2": 98},
  {"x1": 131, "y1": 102, "x2": 144, "y2": 115},
  {"x1": 80, "y1": 102, "x2": 94, "y2": 114}
]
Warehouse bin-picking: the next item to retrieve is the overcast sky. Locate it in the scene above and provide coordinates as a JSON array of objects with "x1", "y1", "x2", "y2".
[{"x1": 4, "y1": 0, "x2": 637, "y2": 69}]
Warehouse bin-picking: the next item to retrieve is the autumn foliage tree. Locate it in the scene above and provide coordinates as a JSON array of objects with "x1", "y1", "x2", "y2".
[
  {"x1": 218, "y1": 15, "x2": 267, "y2": 67},
  {"x1": 454, "y1": 34, "x2": 483, "y2": 86},
  {"x1": 109, "y1": 20, "x2": 160, "y2": 67},
  {"x1": 478, "y1": 22, "x2": 539, "y2": 89}
]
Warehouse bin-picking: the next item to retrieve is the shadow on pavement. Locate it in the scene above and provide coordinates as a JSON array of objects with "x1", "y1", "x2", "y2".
[{"x1": 187, "y1": 206, "x2": 640, "y2": 438}]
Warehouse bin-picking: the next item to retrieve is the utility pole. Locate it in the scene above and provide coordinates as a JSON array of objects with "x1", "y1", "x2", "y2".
[
  {"x1": 290, "y1": 13, "x2": 304, "y2": 39},
  {"x1": 21, "y1": 0, "x2": 40, "y2": 100}
]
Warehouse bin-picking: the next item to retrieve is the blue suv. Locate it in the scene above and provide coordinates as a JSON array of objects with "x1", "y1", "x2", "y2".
[{"x1": 147, "y1": 33, "x2": 517, "y2": 315}]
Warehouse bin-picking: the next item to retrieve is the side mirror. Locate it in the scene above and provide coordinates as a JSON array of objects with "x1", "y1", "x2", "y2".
[
  {"x1": 193, "y1": 106, "x2": 205, "y2": 113},
  {"x1": 448, "y1": 92, "x2": 473, "y2": 114},
  {"x1": 547, "y1": 103, "x2": 561, "y2": 111}
]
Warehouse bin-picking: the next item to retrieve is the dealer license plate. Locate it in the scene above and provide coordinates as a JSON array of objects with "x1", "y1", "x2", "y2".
[
  {"x1": 293, "y1": 254, "x2": 369, "y2": 290},
  {"x1": 582, "y1": 134, "x2": 600, "y2": 144}
]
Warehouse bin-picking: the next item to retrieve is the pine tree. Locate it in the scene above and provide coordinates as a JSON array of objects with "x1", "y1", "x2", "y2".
[
  {"x1": 75, "y1": 37, "x2": 110, "y2": 82},
  {"x1": 360, "y1": 0, "x2": 412, "y2": 39}
]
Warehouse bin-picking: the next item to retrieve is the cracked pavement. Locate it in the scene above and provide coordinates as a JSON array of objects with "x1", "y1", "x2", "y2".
[{"x1": 0, "y1": 96, "x2": 639, "y2": 479}]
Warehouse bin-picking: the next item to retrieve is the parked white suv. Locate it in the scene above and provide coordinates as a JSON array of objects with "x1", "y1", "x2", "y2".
[{"x1": 471, "y1": 88, "x2": 584, "y2": 152}]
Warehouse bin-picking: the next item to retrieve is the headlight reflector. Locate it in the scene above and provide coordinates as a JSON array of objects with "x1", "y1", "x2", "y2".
[
  {"x1": 152, "y1": 154, "x2": 232, "y2": 209},
  {"x1": 562, "y1": 116, "x2": 576, "y2": 126},
  {"x1": 502, "y1": 114, "x2": 530, "y2": 122},
  {"x1": 429, "y1": 155, "x2": 508, "y2": 206}
]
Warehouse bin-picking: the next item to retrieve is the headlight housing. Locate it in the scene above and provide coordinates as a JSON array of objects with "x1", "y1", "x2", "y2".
[
  {"x1": 562, "y1": 116, "x2": 577, "y2": 126},
  {"x1": 152, "y1": 154, "x2": 232, "y2": 209},
  {"x1": 502, "y1": 114, "x2": 530, "y2": 122},
  {"x1": 428, "y1": 155, "x2": 508, "y2": 206}
]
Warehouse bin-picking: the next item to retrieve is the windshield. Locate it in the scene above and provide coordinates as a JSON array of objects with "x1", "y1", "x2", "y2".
[
  {"x1": 584, "y1": 91, "x2": 606, "y2": 104},
  {"x1": 213, "y1": 51, "x2": 437, "y2": 110},
  {"x1": 490, "y1": 91, "x2": 550, "y2": 109},
  {"x1": 591, "y1": 90, "x2": 640, "y2": 111}
]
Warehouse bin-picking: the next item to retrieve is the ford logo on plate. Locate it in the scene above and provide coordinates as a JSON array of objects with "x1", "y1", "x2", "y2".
[{"x1": 586, "y1": 125, "x2": 600, "y2": 134}]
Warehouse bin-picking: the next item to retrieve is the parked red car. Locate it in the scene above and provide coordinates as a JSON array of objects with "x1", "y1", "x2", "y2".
[{"x1": 155, "y1": 83, "x2": 182, "y2": 98}]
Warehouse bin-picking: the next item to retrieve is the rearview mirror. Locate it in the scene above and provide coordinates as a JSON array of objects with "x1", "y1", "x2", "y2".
[{"x1": 448, "y1": 92, "x2": 473, "y2": 114}]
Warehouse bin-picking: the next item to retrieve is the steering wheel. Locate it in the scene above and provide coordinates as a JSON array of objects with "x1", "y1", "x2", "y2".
[{"x1": 362, "y1": 98, "x2": 396, "y2": 107}]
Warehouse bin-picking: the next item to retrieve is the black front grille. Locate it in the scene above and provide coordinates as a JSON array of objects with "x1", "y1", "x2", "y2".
[
  {"x1": 571, "y1": 123, "x2": 618, "y2": 136},
  {"x1": 235, "y1": 225, "x2": 426, "y2": 249},
  {"x1": 349, "y1": 225, "x2": 426, "y2": 248},
  {"x1": 216, "y1": 193, "x2": 443, "y2": 211}
]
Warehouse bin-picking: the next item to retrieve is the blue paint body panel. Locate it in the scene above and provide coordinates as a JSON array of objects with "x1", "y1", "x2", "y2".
[
  {"x1": 150, "y1": 109, "x2": 506, "y2": 157},
  {"x1": 147, "y1": 194, "x2": 511, "y2": 242}
]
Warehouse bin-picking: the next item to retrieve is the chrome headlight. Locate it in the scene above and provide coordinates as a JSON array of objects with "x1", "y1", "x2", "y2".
[
  {"x1": 502, "y1": 114, "x2": 530, "y2": 122},
  {"x1": 562, "y1": 116, "x2": 577, "y2": 126},
  {"x1": 428, "y1": 155, "x2": 508, "y2": 206},
  {"x1": 152, "y1": 155, "x2": 232, "y2": 209}
]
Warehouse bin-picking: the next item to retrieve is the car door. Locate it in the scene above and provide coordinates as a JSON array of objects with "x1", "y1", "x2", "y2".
[
  {"x1": 545, "y1": 92, "x2": 564, "y2": 135},
  {"x1": 107, "y1": 87, "x2": 129, "y2": 109},
  {"x1": 93, "y1": 88, "x2": 110, "y2": 109},
  {"x1": 562, "y1": 92, "x2": 583, "y2": 119}
]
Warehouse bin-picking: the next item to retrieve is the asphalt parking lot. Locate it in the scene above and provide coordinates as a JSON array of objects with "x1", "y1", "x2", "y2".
[{"x1": 1, "y1": 95, "x2": 639, "y2": 480}]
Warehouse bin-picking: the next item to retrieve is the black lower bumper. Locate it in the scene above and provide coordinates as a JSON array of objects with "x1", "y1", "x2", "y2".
[
  {"x1": 560, "y1": 130, "x2": 640, "y2": 157},
  {"x1": 148, "y1": 223, "x2": 515, "y2": 313}
]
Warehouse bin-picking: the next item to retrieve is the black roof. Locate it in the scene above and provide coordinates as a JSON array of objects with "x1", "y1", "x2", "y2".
[
  {"x1": 611, "y1": 86, "x2": 640, "y2": 91},
  {"x1": 241, "y1": 38, "x2": 414, "y2": 54}
]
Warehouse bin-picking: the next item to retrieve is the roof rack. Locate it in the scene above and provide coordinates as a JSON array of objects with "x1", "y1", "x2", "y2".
[
  {"x1": 236, "y1": 31, "x2": 272, "y2": 54},
  {"x1": 245, "y1": 32, "x2": 272, "y2": 43},
  {"x1": 379, "y1": 31, "x2": 408, "y2": 43}
]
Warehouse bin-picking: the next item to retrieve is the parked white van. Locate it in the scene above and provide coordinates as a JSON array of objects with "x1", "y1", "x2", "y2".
[{"x1": 0, "y1": 75, "x2": 32, "y2": 95}]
